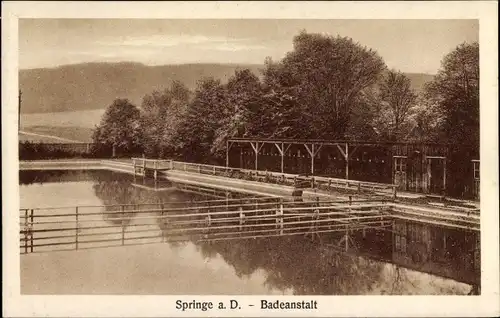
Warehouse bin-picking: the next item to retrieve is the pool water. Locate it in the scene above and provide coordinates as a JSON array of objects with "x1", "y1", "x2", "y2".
[{"x1": 19, "y1": 170, "x2": 478, "y2": 295}]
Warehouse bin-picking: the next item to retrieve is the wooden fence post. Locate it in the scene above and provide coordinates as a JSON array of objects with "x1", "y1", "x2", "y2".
[
  {"x1": 278, "y1": 199, "x2": 284, "y2": 235},
  {"x1": 121, "y1": 205, "x2": 125, "y2": 245},
  {"x1": 30, "y1": 209, "x2": 34, "y2": 253},
  {"x1": 239, "y1": 207, "x2": 244, "y2": 232},
  {"x1": 205, "y1": 210, "x2": 212, "y2": 239},
  {"x1": 75, "y1": 206, "x2": 79, "y2": 250},
  {"x1": 348, "y1": 196, "x2": 352, "y2": 216},
  {"x1": 24, "y1": 209, "x2": 28, "y2": 254}
]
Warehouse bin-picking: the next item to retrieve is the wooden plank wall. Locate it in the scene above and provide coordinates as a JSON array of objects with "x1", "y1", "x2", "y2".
[{"x1": 229, "y1": 142, "x2": 479, "y2": 200}]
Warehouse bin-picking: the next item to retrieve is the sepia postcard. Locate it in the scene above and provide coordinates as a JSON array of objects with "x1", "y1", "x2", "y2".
[{"x1": 2, "y1": 1, "x2": 499, "y2": 317}]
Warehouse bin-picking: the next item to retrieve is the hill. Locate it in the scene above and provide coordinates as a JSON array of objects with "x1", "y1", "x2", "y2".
[
  {"x1": 19, "y1": 62, "x2": 433, "y2": 114},
  {"x1": 19, "y1": 62, "x2": 264, "y2": 114}
]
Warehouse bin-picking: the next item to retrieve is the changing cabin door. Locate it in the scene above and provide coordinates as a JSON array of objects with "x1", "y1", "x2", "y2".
[
  {"x1": 393, "y1": 156, "x2": 407, "y2": 191},
  {"x1": 426, "y1": 156, "x2": 446, "y2": 195}
]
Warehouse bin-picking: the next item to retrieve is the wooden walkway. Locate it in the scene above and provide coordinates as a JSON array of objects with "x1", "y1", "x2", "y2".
[{"x1": 129, "y1": 157, "x2": 399, "y2": 197}]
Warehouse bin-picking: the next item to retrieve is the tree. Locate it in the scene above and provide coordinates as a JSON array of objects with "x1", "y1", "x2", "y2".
[
  {"x1": 424, "y1": 42, "x2": 479, "y2": 147},
  {"x1": 172, "y1": 77, "x2": 227, "y2": 163},
  {"x1": 345, "y1": 87, "x2": 379, "y2": 141},
  {"x1": 92, "y1": 99, "x2": 143, "y2": 157},
  {"x1": 140, "y1": 81, "x2": 191, "y2": 158},
  {"x1": 140, "y1": 90, "x2": 173, "y2": 157},
  {"x1": 261, "y1": 31, "x2": 387, "y2": 139},
  {"x1": 373, "y1": 70, "x2": 418, "y2": 141},
  {"x1": 211, "y1": 69, "x2": 263, "y2": 157},
  {"x1": 405, "y1": 96, "x2": 445, "y2": 143}
]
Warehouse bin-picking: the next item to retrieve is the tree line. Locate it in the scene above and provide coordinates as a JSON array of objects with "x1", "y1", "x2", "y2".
[{"x1": 92, "y1": 31, "x2": 479, "y2": 164}]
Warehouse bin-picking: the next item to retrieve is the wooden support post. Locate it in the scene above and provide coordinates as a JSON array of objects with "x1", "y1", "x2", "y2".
[
  {"x1": 250, "y1": 141, "x2": 263, "y2": 171},
  {"x1": 305, "y1": 144, "x2": 314, "y2": 175},
  {"x1": 335, "y1": 143, "x2": 348, "y2": 180},
  {"x1": 311, "y1": 144, "x2": 315, "y2": 175},
  {"x1": 443, "y1": 158, "x2": 447, "y2": 198},
  {"x1": 281, "y1": 142, "x2": 284, "y2": 173},
  {"x1": 426, "y1": 158, "x2": 431, "y2": 193},
  {"x1": 226, "y1": 140, "x2": 229, "y2": 167},
  {"x1": 75, "y1": 206, "x2": 79, "y2": 250},
  {"x1": 274, "y1": 143, "x2": 285, "y2": 173},
  {"x1": 239, "y1": 147, "x2": 243, "y2": 169},
  {"x1": 143, "y1": 159, "x2": 146, "y2": 175},
  {"x1": 255, "y1": 142, "x2": 259, "y2": 170},
  {"x1": 345, "y1": 143, "x2": 349, "y2": 180}
]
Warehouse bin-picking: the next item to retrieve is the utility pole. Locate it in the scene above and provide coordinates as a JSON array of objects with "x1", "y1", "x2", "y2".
[{"x1": 18, "y1": 90, "x2": 22, "y2": 131}]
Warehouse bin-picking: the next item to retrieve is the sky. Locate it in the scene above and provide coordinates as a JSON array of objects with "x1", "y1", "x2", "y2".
[{"x1": 19, "y1": 19, "x2": 478, "y2": 74}]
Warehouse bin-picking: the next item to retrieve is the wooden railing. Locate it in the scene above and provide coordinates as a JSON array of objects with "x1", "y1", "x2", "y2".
[
  {"x1": 132, "y1": 158, "x2": 172, "y2": 170},
  {"x1": 19, "y1": 190, "x2": 480, "y2": 255},
  {"x1": 19, "y1": 158, "x2": 400, "y2": 197},
  {"x1": 20, "y1": 197, "x2": 392, "y2": 254},
  {"x1": 165, "y1": 160, "x2": 398, "y2": 197},
  {"x1": 390, "y1": 203, "x2": 480, "y2": 231}
]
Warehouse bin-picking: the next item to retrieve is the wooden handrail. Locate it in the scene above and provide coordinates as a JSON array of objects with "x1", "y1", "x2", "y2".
[{"x1": 167, "y1": 159, "x2": 397, "y2": 191}]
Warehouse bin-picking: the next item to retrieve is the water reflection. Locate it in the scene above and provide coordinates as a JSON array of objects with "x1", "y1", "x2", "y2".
[
  {"x1": 19, "y1": 170, "x2": 480, "y2": 295},
  {"x1": 90, "y1": 171, "x2": 481, "y2": 294},
  {"x1": 20, "y1": 170, "x2": 97, "y2": 185},
  {"x1": 196, "y1": 237, "x2": 387, "y2": 295}
]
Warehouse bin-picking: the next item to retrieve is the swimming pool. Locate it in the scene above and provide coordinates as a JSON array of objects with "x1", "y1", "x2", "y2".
[{"x1": 19, "y1": 170, "x2": 478, "y2": 295}]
